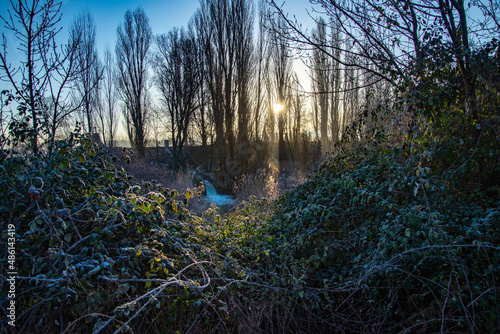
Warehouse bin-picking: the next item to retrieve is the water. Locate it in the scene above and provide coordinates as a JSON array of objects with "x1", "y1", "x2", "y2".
[{"x1": 203, "y1": 180, "x2": 235, "y2": 206}]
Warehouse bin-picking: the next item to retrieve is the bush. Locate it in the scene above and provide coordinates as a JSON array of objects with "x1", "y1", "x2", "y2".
[
  {"x1": 0, "y1": 134, "x2": 229, "y2": 333},
  {"x1": 232, "y1": 123, "x2": 500, "y2": 332},
  {"x1": 1, "y1": 119, "x2": 498, "y2": 333}
]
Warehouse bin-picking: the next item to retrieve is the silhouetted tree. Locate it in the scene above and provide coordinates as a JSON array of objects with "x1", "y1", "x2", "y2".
[
  {"x1": 115, "y1": 7, "x2": 152, "y2": 157},
  {"x1": 234, "y1": 0, "x2": 254, "y2": 145},
  {"x1": 190, "y1": 16, "x2": 211, "y2": 149},
  {"x1": 100, "y1": 48, "x2": 118, "y2": 147},
  {"x1": 312, "y1": 17, "x2": 329, "y2": 152},
  {"x1": 195, "y1": 1, "x2": 228, "y2": 168},
  {"x1": 154, "y1": 28, "x2": 200, "y2": 173},
  {"x1": 269, "y1": 14, "x2": 293, "y2": 161},
  {"x1": 0, "y1": 0, "x2": 63, "y2": 153},
  {"x1": 42, "y1": 23, "x2": 87, "y2": 150},
  {"x1": 270, "y1": 0, "x2": 498, "y2": 123},
  {"x1": 72, "y1": 10, "x2": 102, "y2": 134},
  {"x1": 251, "y1": 0, "x2": 270, "y2": 143},
  {"x1": 328, "y1": 17, "x2": 342, "y2": 146}
]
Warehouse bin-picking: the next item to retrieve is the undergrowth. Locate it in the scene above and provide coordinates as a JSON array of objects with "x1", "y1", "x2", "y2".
[
  {"x1": 1, "y1": 115, "x2": 499, "y2": 333},
  {"x1": 198, "y1": 114, "x2": 499, "y2": 333}
]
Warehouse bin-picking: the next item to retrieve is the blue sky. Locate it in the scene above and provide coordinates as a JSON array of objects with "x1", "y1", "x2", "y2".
[
  {"x1": 59, "y1": 0, "x2": 202, "y2": 53},
  {"x1": 57, "y1": 0, "x2": 314, "y2": 96},
  {"x1": 0, "y1": 0, "x2": 316, "y2": 87},
  {"x1": 56, "y1": 0, "x2": 318, "y2": 53}
]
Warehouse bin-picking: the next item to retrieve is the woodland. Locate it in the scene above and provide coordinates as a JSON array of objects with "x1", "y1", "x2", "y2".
[{"x1": 0, "y1": 0, "x2": 499, "y2": 333}]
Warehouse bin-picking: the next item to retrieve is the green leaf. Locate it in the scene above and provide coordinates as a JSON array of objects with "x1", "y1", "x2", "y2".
[
  {"x1": 87, "y1": 266, "x2": 102, "y2": 276},
  {"x1": 143, "y1": 203, "x2": 151, "y2": 214}
]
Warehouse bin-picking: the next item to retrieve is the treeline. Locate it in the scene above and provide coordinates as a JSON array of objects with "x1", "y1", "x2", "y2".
[
  {"x1": 0, "y1": 0, "x2": 330, "y2": 179},
  {"x1": 1, "y1": 0, "x2": 499, "y2": 176}
]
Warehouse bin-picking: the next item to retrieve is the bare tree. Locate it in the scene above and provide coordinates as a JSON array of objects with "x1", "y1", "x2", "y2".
[
  {"x1": 311, "y1": 17, "x2": 330, "y2": 152},
  {"x1": 341, "y1": 46, "x2": 360, "y2": 138},
  {"x1": 251, "y1": 0, "x2": 270, "y2": 143},
  {"x1": 101, "y1": 48, "x2": 118, "y2": 147},
  {"x1": 435, "y1": 0, "x2": 477, "y2": 118},
  {"x1": 154, "y1": 27, "x2": 200, "y2": 173},
  {"x1": 234, "y1": 0, "x2": 254, "y2": 147},
  {"x1": 471, "y1": 0, "x2": 500, "y2": 34},
  {"x1": 289, "y1": 73, "x2": 306, "y2": 144},
  {"x1": 0, "y1": 0, "x2": 63, "y2": 153},
  {"x1": 190, "y1": 15, "x2": 211, "y2": 149},
  {"x1": 328, "y1": 17, "x2": 342, "y2": 146},
  {"x1": 115, "y1": 7, "x2": 152, "y2": 157},
  {"x1": 41, "y1": 25, "x2": 86, "y2": 150},
  {"x1": 268, "y1": 14, "x2": 293, "y2": 161},
  {"x1": 71, "y1": 10, "x2": 102, "y2": 134},
  {"x1": 196, "y1": 0, "x2": 235, "y2": 170},
  {"x1": 270, "y1": 0, "x2": 497, "y2": 122},
  {"x1": 265, "y1": 59, "x2": 275, "y2": 143}
]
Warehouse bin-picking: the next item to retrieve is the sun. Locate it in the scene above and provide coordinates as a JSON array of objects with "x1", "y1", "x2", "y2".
[{"x1": 273, "y1": 102, "x2": 284, "y2": 114}]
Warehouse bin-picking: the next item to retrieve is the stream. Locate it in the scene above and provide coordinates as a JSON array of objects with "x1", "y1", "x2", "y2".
[{"x1": 203, "y1": 180, "x2": 235, "y2": 206}]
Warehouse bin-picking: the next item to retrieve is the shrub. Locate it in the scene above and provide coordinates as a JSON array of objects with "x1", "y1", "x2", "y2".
[
  {"x1": 0, "y1": 134, "x2": 229, "y2": 333},
  {"x1": 232, "y1": 124, "x2": 500, "y2": 332},
  {"x1": 1, "y1": 117, "x2": 498, "y2": 333}
]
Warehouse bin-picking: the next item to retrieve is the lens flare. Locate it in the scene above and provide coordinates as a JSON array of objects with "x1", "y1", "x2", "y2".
[{"x1": 273, "y1": 102, "x2": 284, "y2": 113}]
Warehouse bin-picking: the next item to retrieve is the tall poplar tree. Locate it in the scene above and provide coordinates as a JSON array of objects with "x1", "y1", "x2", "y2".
[{"x1": 115, "y1": 7, "x2": 152, "y2": 157}]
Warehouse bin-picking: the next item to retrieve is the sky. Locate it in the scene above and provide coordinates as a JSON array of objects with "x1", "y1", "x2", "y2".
[
  {"x1": 0, "y1": 0, "x2": 317, "y2": 93},
  {"x1": 54, "y1": 0, "x2": 316, "y2": 90},
  {"x1": 55, "y1": 0, "x2": 317, "y2": 49},
  {"x1": 58, "y1": 0, "x2": 202, "y2": 53}
]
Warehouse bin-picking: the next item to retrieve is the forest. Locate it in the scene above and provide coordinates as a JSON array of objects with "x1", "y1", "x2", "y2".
[{"x1": 0, "y1": 0, "x2": 499, "y2": 333}]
